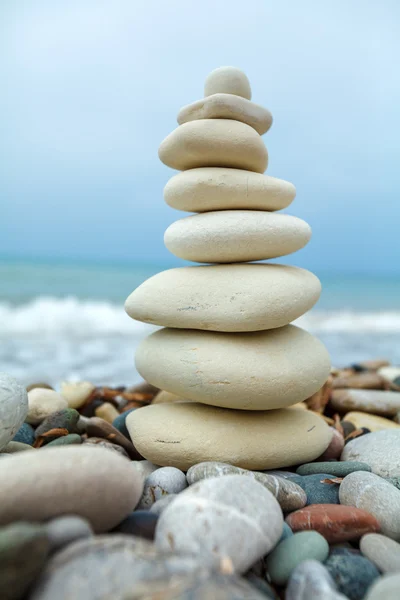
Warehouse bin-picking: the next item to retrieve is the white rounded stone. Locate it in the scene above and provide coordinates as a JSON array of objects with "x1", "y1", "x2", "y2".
[
  {"x1": 164, "y1": 211, "x2": 311, "y2": 263},
  {"x1": 26, "y1": 388, "x2": 68, "y2": 425},
  {"x1": 164, "y1": 167, "x2": 295, "y2": 212},
  {"x1": 0, "y1": 373, "x2": 28, "y2": 451},
  {"x1": 158, "y1": 120, "x2": 268, "y2": 173},
  {"x1": 125, "y1": 264, "x2": 321, "y2": 333},
  {"x1": 155, "y1": 475, "x2": 282, "y2": 573},
  {"x1": 60, "y1": 381, "x2": 95, "y2": 409},
  {"x1": 204, "y1": 67, "x2": 252, "y2": 100},
  {"x1": 365, "y1": 573, "x2": 400, "y2": 600},
  {"x1": 341, "y1": 430, "x2": 400, "y2": 477},
  {"x1": 135, "y1": 325, "x2": 330, "y2": 410},
  {"x1": 178, "y1": 93, "x2": 272, "y2": 135},
  {"x1": 126, "y1": 403, "x2": 333, "y2": 471},
  {"x1": 360, "y1": 533, "x2": 400, "y2": 574},
  {"x1": 0, "y1": 446, "x2": 143, "y2": 532}
]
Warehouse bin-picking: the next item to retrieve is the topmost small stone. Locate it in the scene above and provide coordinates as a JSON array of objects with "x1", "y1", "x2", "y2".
[{"x1": 204, "y1": 67, "x2": 252, "y2": 100}]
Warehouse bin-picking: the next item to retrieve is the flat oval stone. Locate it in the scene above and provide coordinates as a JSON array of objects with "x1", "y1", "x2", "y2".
[
  {"x1": 26, "y1": 388, "x2": 68, "y2": 425},
  {"x1": 0, "y1": 373, "x2": 28, "y2": 451},
  {"x1": 178, "y1": 93, "x2": 272, "y2": 135},
  {"x1": 332, "y1": 373, "x2": 386, "y2": 390},
  {"x1": 286, "y1": 560, "x2": 348, "y2": 600},
  {"x1": 0, "y1": 446, "x2": 143, "y2": 532},
  {"x1": 186, "y1": 461, "x2": 307, "y2": 512},
  {"x1": 296, "y1": 461, "x2": 371, "y2": 477},
  {"x1": 158, "y1": 120, "x2": 268, "y2": 173},
  {"x1": 127, "y1": 403, "x2": 332, "y2": 471},
  {"x1": 134, "y1": 325, "x2": 330, "y2": 410},
  {"x1": 331, "y1": 389, "x2": 400, "y2": 417},
  {"x1": 138, "y1": 467, "x2": 188, "y2": 510},
  {"x1": 266, "y1": 531, "x2": 329, "y2": 586},
  {"x1": 286, "y1": 504, "x2": 380, "y2": 543},
  {"x1": 360, "y1": 533, "x2": 400, "y2": 573},
  {"x1": 155, "y1": 474, "x2": 283, "y2": 574},
  {"x1": 365, "y1": 573, "x2": 400, "y2": 599},
  {"x1": 343, "y1": 412, "x2": 400, "y2": 431},
  {"x1": 47, "y1": 434, "x2": 82, "y2": 446},
  {"x1": 339, "y1": 471, "x2": 400, "y2": 540},
  {"x1": 29, "y1": 535, "x2": 212, "y2": 600},
  {"x1": 204, "y1": 67, "x2": 252, "y2": 99},
  {"x1": 126, "y1": 265, "x2": 321, "y2": 333},
  {"x1": 341, "y1": 430, "x2": 400, "y2": 477},
  {"x1": 164, "y1": 211, "x2": 311, "y2": 263},
  {"x1": 164, "y1": 167, "x2": 295, "y2": 212},
  {"x1": 325, "y1": 551, "x2": 380, "y2": 600}
]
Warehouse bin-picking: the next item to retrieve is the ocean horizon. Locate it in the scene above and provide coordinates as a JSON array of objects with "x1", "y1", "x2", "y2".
[{"x1": 1, "y1": 257, "x2": 399, "y2": 387}]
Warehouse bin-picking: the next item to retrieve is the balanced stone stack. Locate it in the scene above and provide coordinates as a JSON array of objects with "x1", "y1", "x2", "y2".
[{"x1": 125, "y1": 67, "x2": 332, "y2": 471}]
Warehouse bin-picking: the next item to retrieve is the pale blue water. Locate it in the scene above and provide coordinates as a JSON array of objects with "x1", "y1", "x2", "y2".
[{"x1": 1, "y1": 259, "x2": 399, "y2": 386}]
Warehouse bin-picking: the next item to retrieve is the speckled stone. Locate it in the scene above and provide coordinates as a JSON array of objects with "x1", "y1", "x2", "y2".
[
  {"x1": 0, "y1": 522, "x2": 49, "y2": 600},
  {"x1": 340, "y1": 471, "x2": 400, "y2": 540},
  {"x1": 0, "y1": 373, "x2": 28, "y2": 451},
  {"x1": 28, "y1": 535, "x2": 214, "y2": 600},
  {"x1": 341, "y1": 430, "x2": 400, "y2": 477},
  {"x1": 44, "y1": 516, "x2": 93, "y2": 553},
  {"x1": 138, "y1": 467, "x2": 188, "y2": 510},
  {"x1": 364, "y1": 573, "x2": 400, "y2": 599},
  {"x1": 286, "y1": 560, "x2": 348, "y2": 600},
  {"x1": 325, "y1": 550, "x2": 380, "y2": 600},
  {"x1": 290, "y1": 473, "x2": 340, "y2": 505},
  {"x1": 296, "y1": 461, "x2": 371, "y2": 477},
  {"x1": 12, "y1": 422, "x2": 35, "y2": 446},
  {"x1": 360, "y1": 533, "x2": 400, "y2": 574},
  {"x1": 112, "y1": 408, "x2": 136, "y2": 439},
  {"x1": 113, "y1": 510, "x2": 159, "y2": 541},
  {"x1": 155, "y1": 475, "x2": 283, "y2": 574},
  {"x1": 186, "y1": 462, "x2": 307, "y2": 512},
  {"x1": 266, "y1": 531, "x2": 329, "y2": 585},
  {"x1": 286, "y1": 504, "x2": 380, "y2": 543}
]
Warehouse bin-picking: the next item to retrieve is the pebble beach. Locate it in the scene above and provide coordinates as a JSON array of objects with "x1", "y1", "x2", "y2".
[{"x1": 2, "y1": 62, "x2": 400, "y2": 600}]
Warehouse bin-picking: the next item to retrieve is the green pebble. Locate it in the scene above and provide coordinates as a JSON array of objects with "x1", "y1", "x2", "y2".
[
  {"x1": 47, "y1": 434, "x2": 82, "y2": 446},
  {"x1": 296, "y1": 461, "x2": 371, "y2": 477},
  {"x1": 266, "y1": 531, "x2": 329, "y2": 586},
  {"x1": 34, "y1": 409, "x2": 80, "y2": 444},
  {"x1": 1, "y1": 442, "x2": 35, "y2": 454}
]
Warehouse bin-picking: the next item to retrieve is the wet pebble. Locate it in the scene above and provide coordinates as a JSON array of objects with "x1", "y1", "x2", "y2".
[
  {"x1": 266, "y1": 531, "x2": 329, "y2": 586},
  {"x1": 138, "y1": 466, "x2": 187, "y2": 509},
  {"x1": 155, "y1": 474, "x2": 283, "y2": 574},
  {"x1": 325, "y1": 549, "x2": 380, "y2": 600}
]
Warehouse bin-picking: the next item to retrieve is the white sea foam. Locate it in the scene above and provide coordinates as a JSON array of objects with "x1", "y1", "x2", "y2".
[{"x1": 0, "y1": 297, "x2": 399, "y2": 386}]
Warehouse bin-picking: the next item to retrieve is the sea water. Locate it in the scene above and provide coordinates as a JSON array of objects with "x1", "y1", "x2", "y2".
[{"x1": 1, "y1": 260, "x2": 399, "y2": 387}]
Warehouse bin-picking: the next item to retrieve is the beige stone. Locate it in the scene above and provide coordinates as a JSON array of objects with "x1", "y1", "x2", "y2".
[
  {"x1": 164, "y1": 211, "x2": 311, "y2": 263},
  {"x1": 135, "y1": 325, "x2": 331, "y2": 410},
  {"x1": 60, "y1": 381, "x2": 95, "y2": 409},
  {"x1": 330, "y1": 389, "x2": 400, "y2": 417},
  {"x1": 0, "y1": 446, "x2": 143, "y2": 532},
  {"x1": 164, "y1": 167, "x2": 295, "y2": 213},
  {"x1": 126, "y1": 403, "x2": 332, "y2": 471},
  {"x1": 125, "y1": 265, "x2": 321, "y2": 333},
  {"x1": 204, "y1": 66, "x2": 252, "y2": 100},
  {"x1": 177, "y1": 93, "x2": 272, "y2": 135},
  {"x1": 343, "y1": 412, "x2": 400, "y2": 431},
  {"x1": 152, "y1": 391, "x2": 194, "y2": 404},
  {"x1": 27, "y1": 388, "x2": 68, "y2": 425},
  {"x1": 95, "y1": 402, "x2": 120, "y2": 423},
  {"x1": 158, "y1": 120, "x2": 268, "y2": 173}
]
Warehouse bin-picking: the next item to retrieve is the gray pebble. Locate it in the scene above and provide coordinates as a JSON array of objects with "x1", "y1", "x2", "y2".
[
  {"x1": 150, "y1": 494, "x2": 178, "y2": 516},
  {"x1": 286, "y1": 559, "x2": 348, "y2": 600},
  {"x1": 341, "y1": 430, "x2": 400, "y2": 477},
  {"x1": 131, "y1": 460, "x2": 160, "y2": 480},
  {"x1": 365, "y1": 573, "x2": 400, "y2": 599},
  {"x1": 44, "y1": 515, "x2": 93, "y2": 553},
  {"x1": 155, "y1": 474, "x2": 283, "y2": 574},
  {"x1": 0, "y1": 373, "x2": 28, "y2": 452},
  {"x1": 138, "y1": 467, "x2": 187, "y2": 509},
  {"x1": 360, "y1": 533, "x2": 400, "y2": 573}
]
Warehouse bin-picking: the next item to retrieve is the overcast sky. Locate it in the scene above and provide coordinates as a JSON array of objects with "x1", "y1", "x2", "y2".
[{"x1": 1, "y1": 0, "x2": 399, "y2": 274}]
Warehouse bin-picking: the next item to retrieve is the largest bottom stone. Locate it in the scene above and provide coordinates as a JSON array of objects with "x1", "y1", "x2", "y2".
[{"x1": 126, "y1": 402, "x2": 332, "y2": 471}]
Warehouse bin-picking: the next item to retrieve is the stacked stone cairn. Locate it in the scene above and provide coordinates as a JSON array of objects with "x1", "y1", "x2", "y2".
[{"x1": 125, "y1": 67, "x2": 333, "y2": 471}]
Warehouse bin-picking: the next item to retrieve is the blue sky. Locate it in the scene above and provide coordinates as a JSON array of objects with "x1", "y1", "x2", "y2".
[{"x1": 1, "y1": 0, "x2": 399, "y2": 275}]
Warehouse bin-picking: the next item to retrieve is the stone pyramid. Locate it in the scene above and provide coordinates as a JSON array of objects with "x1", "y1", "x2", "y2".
[{"x1": 125, "y1": 67, "x2": 333, "y2": 471}]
